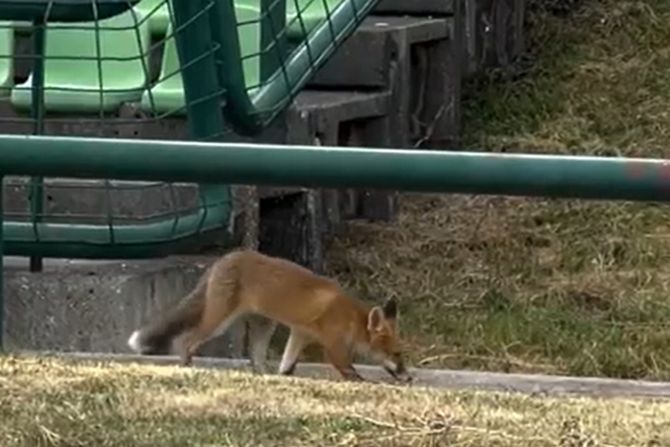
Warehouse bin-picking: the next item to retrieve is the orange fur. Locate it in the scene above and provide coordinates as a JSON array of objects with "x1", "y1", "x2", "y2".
[{"x1": 127, "y1": 249, "x2": 411, "y2": 382}]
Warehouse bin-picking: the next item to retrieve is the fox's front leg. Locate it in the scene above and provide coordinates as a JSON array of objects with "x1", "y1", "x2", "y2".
[
  {"x1": 248, "y1": 316, "x2": 277, "y2": 375},
  {"x1": 176, "y1": 334, "x2": 196, "y2": 367},
  {"x1": 175, "y1": 329, "x2": 203, "y2": 367},
  {"x1": 323, "y1": 344, "x2": 365, "y2": 382}
]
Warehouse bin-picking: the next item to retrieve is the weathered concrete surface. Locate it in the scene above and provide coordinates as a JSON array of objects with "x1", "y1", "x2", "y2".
[
  {"x1": 375, "y1": 0, "x2": 456, "y2": 14},
  {"x1": 2, "y1": 255, "x2": 245, "y2": 358},
  {"x1": 23, "y1": 351, "x2": 670, "y2": 400},
  {"x1": 464, "y1": 0, "x2": 526, "y2": 75},
  {"x1": 3, "y1": 178, "x2": 200, "y2": 224}
]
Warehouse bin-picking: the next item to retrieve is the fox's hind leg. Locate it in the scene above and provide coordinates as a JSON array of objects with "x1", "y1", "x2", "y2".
[
  {"x1": 177, "y1": 277, "x2": 243, "y2": 366},
  {"x1": 177, "y1": 310, "x2": 242, "y2": 366},
  {"x1": 248, "y1": 315, "x2": 277, "y2": 374}
]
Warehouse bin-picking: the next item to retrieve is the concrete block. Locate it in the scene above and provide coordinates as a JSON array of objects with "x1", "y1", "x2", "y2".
[
  {"x1": 308, "y1": 15, "x2": 451, "y2": 89},
  {"x1": 308, "y1": 26, "x2": 393, "y2": 88},
  {"x1": 464, "y1": 0, "x2": 526, "y2": 75},
  {"x1": 410, "y1": 7, "x2": 464, "y2": 148},
  {"x1": 2, "y1": 255, "x2": 245, "y2": 358},
  {"x1": 375, "y1": 0, "x2": 456, "y2": 15}
]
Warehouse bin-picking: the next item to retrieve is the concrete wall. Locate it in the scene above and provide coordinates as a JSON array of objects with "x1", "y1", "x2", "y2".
[{"x1": 3, "y1": 256, "x2": 244, "y2": 358}]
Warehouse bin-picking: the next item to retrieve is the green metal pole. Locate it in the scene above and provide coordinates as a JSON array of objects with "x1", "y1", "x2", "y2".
[
  {"x1": 0, "y1": 176, "x2": 4, "y2": 351},
  {"x1": 171, "y1": 0, "x2": 226, "y2": 137},
  {"x1": 29, "y1": 18, "x2": 45, "y2": 273},
  {"x1": 171, "y1": 0, "x2": 231, "y2": 236},
  {"x1": 2, "y1": 136, "x2": 670, "y2": 202},
  {"x1": 260, "y1": 0, "x2": 287, "y2": 83}
]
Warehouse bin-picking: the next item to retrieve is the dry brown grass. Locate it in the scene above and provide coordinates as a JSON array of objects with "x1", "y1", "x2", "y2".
[
  {"x1": 1, "y1": 354, "x2": 669, "y2": 446},
  {"x1": 324, "y1": 0, "x2": 670, "y2": 381}
]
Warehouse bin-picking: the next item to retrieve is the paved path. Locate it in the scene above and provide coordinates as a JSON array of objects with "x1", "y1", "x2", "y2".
[{"x1": 17, "y1": 350, "x2": 670, "y2": 400}]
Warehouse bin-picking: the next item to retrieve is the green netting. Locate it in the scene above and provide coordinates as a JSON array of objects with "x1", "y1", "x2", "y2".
[
  {"x1": 286, "y1": 0, "x2": 344, "y2": 40},
  {"x1": 0, "y1": 0, "x2": 231, "y2": 127},
  {"x1": 214, "y1": 0, "x2": 379, "y2": 133},
  {"x1": 11, "y1": 10, "x2": 152, "y2": 112},
  {"x1": 0, "y1": 0, "x2": 377, "y2": 129},
  {"x1": 139, "y1": 22, "x2": 183, "y2": 114},
  {"x1": 0, "y1": 0, "x2": 233, "y2": 259},
  {"x1": 133, "y1": 0, "x2": 171, "y2": 36},
  {"x1": 0, "y1": 0, "x2": 378, "y2": 259},
  {"x1": 140, "y1": 5, "x2": 261, "y2": 116}
]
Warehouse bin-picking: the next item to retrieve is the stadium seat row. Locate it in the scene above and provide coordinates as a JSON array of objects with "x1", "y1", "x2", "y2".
[{"x1": 0, "y1": 0, "x2": 344, "y2": 115}]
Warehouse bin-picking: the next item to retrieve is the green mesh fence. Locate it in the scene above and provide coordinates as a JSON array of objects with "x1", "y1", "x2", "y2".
[
  {"x1": 0, "y1": 0, "x2": 228, "y2": 132},
  {"x1": 0, "y1": 0, "x2": 378, "y2": 133},
  {"x1": 212, "y1": 0, "x2": 380, "y2": 133},
  {"x1": 0, "y1": 0, "x2": 233, "y2": 261},
  {"x1": 0, "y1": 0, "x2": 377, "y2": 261}
]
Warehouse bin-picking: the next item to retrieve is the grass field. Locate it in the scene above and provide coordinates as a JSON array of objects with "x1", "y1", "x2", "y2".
[
  {"x1": 1, "y1": 355, "x2": 669, "y2": 446},
  {"x1": 324, "y1": 0, "x2": 670, "y2": 381}
]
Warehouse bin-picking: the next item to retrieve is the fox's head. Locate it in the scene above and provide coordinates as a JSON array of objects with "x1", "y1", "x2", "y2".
[{"x1": 366, "y1": 298, "x2": 412, "y2": 383}]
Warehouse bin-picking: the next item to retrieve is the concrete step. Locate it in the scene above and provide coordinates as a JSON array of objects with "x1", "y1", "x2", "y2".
[
  {"x1": 372, "y1": 0, "x2": 526, "y2": 77},
  {"x1": 464, "y1": 0, "x2": 526, "y2": 75},
  {"x1": 309, "y1": 15, "x2": 455, "y2": 89},
  {"x1": 375, "y1": 0, "x2": 458, "y2": 15}
]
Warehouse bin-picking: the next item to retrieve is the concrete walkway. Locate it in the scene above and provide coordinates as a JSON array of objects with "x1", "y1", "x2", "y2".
[{"x1": 18, "y1": 350, "x2": 670, "y2": 400}]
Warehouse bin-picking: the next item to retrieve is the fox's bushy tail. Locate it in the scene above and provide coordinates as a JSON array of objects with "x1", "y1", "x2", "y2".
[{"x1": 127, "y1": 274, "x2": 208, "y2": 355}]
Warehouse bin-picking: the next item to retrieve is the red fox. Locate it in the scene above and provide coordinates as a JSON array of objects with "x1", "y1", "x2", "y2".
[{"x1": 127, "y1": 249, "x2": 412, "y2": 382}]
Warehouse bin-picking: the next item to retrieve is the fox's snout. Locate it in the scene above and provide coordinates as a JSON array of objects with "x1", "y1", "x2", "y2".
[{"x1": 382, "y1": 355, "x2": 413, "y2": 383}]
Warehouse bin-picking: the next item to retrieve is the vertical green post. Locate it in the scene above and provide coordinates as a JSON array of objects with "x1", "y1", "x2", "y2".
[
  {"x1": 171, "y1": 0, "x2": 231, "y2": 229},
  {"x1": 260, "y1": 0, "x2": 287, "y2": 84},
  {"x1": 0, "y1": 176, "x2": 4, "y2": 351},
  {"x1": 208, "y1": 0, "x2": 262, "y2": 133},
  {"x1": 171, "y1": 0, "x2": 226, "y2": 137},
  {"x1": 29, "y1": 19, "x2": 45, "y2": 273}
]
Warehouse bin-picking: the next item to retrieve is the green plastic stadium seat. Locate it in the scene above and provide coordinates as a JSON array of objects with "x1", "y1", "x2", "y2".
[
  {"x1": 286, "y1": 0, "x2": 344, "y2": 40},
  {"x1": 235, "y1": 5, "x2": 261, "y2": 92},
  {"x1": 133, "y1": 0, "x2": 172, "y2": 36},
  {"x1": 139, "y1": 23, "x2": 184, "y2": 115},
  {"x1": 0, "y1": 22, "x2": 15, "y2": 95},
  {"x1": 11, "y1": 10, "x2": 151, "y2": 113},
  {"x1": 140, "y1": 5, "x2": 260, "y2": 115}
]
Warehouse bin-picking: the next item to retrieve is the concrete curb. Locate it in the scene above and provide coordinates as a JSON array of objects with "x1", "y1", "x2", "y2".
[{"x1": 15, "y1": 350, "x2": 670, "y2": 400}]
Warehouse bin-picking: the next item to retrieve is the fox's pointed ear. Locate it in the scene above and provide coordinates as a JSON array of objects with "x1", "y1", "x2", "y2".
[
  {"x1": 382, "y1": 298, "x2": 397, "y2": 320},
  {"x1": 367, "y1": 306, "x2": 384, "y2": 332}
]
